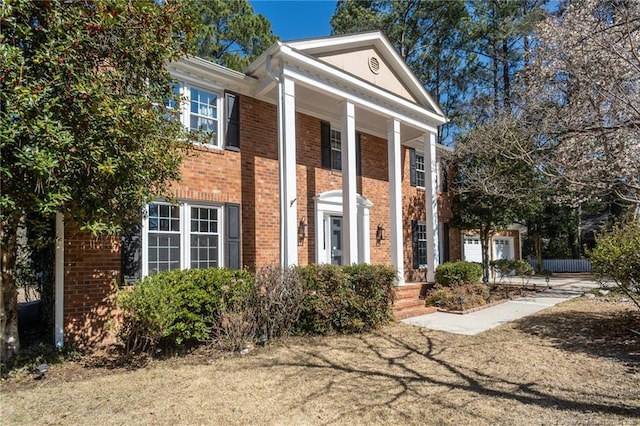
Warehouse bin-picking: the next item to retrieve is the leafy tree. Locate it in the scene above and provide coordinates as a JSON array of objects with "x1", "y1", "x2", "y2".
[
  {"x1": 464, "y1": 0, "x2": 547, "y2": 119},
  {"x1": 454, "y1": 118, "x2": 545, "y2": 282},
  {"x1": 0, "y1": 0, "x2": 196, "y2": 360},
  {"x1": 331, "y1": 0, "x2": 471, "y2": 144},
  {"x1": 589, "y1": 220, "x2": 640, "y2": 309},
  {"x1": 524, "y1": 202, "x2": 579, "y2": 270},
  {"x1": 193, "y1": 0, "x2": 278, "y2": 71},
  {"x1": 331, "y1": 1, "x2": 549, "y2": 143}
]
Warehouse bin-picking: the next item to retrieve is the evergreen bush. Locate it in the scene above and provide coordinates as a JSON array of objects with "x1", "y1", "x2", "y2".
[
  {"x1": 117, "y1": 268, "x2": 253, "y2": 352},
  {"x1": 435, "y1": 262, "x2": 483, "y2": 286}
]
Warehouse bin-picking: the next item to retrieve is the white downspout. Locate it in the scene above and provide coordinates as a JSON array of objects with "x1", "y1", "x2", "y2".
[{"x1": 54, "y1": 212, "x2": 64, "y2": 348}]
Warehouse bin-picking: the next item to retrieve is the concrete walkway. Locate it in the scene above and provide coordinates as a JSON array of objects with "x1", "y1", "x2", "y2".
[{"x1": 402, "y1": 275, "x2": 601, "y2": 335}]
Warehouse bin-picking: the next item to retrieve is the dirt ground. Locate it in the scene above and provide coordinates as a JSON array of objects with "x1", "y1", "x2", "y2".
[{"x1": 2, "y1": 297, "x2": 639, "y2": 425}]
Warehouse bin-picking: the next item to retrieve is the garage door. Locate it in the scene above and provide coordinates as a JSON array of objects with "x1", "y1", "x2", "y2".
[
  {"x1": 493, "y1": 238, "x2": 511, "y2": 260},
  {"x1": 463, "y1": 238, "x2": 482, "y2": 262}
]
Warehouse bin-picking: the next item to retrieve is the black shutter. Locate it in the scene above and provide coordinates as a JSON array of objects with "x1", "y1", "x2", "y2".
[
  {"x1": 441, "y1": 159, "x2": 448, "y2": 193},
  {"x1": 442, "y1": 223, "x2": 450, "y2": 263},
  {"x1": 225, "y1": 92, "x2": 240, "y2": 150},
  {"x1": 321, "y1": 121, "x2": 331, "y2": 169},
  {"x1": 121, "y1": 221, "x2": 142, "y2": 285},
  {"x1": 356, "y1": 132, "x2": 362, "y2": 176},
  {"x1": 225, "y1": 203, "x2": 241, "y2": 269},
  {"x1": 410, "y1": 148, "x2": 417, "y2": 187},
  {"x1": 412, "y1": 220, "x2": 419, "y2": 269}
]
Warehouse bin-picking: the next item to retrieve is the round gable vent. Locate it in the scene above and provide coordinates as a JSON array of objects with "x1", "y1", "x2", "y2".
[{"x1": 368, "y1": 56, "x2": 380, "y2": 74}]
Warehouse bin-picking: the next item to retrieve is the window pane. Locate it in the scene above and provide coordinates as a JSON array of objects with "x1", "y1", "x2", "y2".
[
  {"x1": 416, "y1": 155, "x2": 425, "y2": 187},
  {"x1": 417, "y1": 223, "x2": 428, "y2": 266},
  {"x1": 190, "y1": 234, "x2": 219, "y2": 269},
  {"x1": 330, "y1": 129, "x2": 342, "y2": 171},
  {"x1": 148, "y1": 233, "x2": 180, "y2": 275}
]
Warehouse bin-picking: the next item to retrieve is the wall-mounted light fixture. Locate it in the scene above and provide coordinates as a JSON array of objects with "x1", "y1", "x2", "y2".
[
  {"x1": 376, "y1": 223, "x2": 386, "y2": 246},
  {"x1": 298, "y1": 218, "x2": 308, "y2": 245}
]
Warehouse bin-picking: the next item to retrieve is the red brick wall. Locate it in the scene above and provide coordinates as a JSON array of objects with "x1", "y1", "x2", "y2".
[
  {"x1": 63, "y1": 223, "x2": 120, "y2": 348},
  {"x1": 240, "y1": 96, "x2": 280, "y2": 268},
  {"x1": 449, "y1": 227, "x2": 462, "y2": 262},
  {"x1": 62, "y1": 93, "x2": 463, "y2": 345},
  {"x1": 172, "y1": 146, "x2": 242, "y2": 204}
]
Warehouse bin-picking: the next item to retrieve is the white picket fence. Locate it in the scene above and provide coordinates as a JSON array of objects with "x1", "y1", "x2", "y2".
[{"x1": 527, "y1": 259, "x2": 592, "y2": 273}]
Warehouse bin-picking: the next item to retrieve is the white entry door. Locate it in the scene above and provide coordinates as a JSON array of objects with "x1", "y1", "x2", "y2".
[{"x1": 328, "y1": 215, "x2": 343, "y2": 265}]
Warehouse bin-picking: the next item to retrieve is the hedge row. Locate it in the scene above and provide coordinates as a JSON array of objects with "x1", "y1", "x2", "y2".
[{"x1": 117, "y1": 264, "x2": 397, "y2": 353}]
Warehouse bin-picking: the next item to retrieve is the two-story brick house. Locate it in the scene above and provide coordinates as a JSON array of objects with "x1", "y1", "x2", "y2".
[{"x1": 54, "y1": 32, "x2": 463, "y2": 348}]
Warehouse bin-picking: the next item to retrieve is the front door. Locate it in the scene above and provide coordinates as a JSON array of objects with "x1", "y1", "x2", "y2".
[{"x1": 329, "y1": 215, "x2": 343, "y2": 265}]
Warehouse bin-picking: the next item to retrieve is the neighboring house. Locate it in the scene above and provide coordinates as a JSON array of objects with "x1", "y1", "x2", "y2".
[
  {"x1": 461, "y1": 225, "x2": 526, "y2": 263},
  {"x1": 54, "y1": 32, "x2": 461, "y2": 348}
]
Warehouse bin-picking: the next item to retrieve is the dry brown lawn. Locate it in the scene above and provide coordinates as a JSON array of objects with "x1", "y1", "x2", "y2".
[{"x1": 2, "y1": 297, "x2": 639, "y2": 425}]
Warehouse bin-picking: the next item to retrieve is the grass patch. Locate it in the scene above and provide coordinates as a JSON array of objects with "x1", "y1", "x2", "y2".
[{"x1": 1, "y1": 298, "x2": 639, "y2": 425}]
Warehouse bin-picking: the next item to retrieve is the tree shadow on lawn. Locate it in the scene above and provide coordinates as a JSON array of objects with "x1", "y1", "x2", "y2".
[
  {"x1": 255, "y1": 328, "x2": 640, "y2": 423},
  {"x1": 514, "y1": 306, "x2": 640, "y2": 368}
]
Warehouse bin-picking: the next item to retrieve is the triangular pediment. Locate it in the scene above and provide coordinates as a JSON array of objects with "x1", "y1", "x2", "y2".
[{"x1": 286, "y1": 32, "x2": 443, "y2": 116}]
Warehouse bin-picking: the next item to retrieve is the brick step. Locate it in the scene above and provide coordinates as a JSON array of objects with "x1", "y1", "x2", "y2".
[
  {"x1": 394, "y1": 306, "x2": 437, "y2": 320},
  {"x1": 394, "y1": 283, "x2": 428, "y2": 300},
  {"x1": 393, "y1": 298, "x2": 427, "y2": 310}
]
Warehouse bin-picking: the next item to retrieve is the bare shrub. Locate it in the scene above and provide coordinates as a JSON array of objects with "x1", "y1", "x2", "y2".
[
  {"x1": 252, "y1": 266, "x2": 304, "y2": 341},
  {"x1": 211, "y1": 307, "x2": 257, "y2": 352}
]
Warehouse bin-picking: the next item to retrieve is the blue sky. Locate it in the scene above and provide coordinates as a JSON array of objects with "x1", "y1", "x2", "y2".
[{"x1": 250, "y1": 0, "x2": 337, "y2": 41}]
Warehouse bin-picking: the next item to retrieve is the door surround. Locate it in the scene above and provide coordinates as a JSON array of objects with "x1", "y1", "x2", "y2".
[{"x1": 314, "y1": 190, "x2": 372, "y2": 265}]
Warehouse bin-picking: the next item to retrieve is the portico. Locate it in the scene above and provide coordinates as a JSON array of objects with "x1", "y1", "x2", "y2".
[{"x1": 247, "y1": 31, "x2": 447, "y2": 284}]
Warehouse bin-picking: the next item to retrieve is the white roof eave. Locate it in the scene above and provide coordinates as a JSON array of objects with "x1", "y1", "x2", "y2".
[
  {"x1": 287, "y1": 31, "x2": 446, "y2": 119},
  {"x1": 279, "y1": 45, "x2": 447, "y2": 127},
  {"x1": 169, "y1": 55, "x2": 258, "y2": 94}
]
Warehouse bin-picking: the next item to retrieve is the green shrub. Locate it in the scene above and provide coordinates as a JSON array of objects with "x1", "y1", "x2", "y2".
[
  {"x1": 117, "y1": 268, "x2": 253, "y2": 352},
  {"x1": 589, "y1": 221, "x2": 640, "y2": 309},
  {"x1": 435, "y1": 261, "x2": 483, "y2": 287},
  {"x1": 297, "y1": 264, "x2": 396, "y2": 335},
  {"x1": 425, "y1": 283, "x2": 490, "y2": 311},
  {"x1": 491, "y1": 259, "x2": 534, "y2": 277},
  {"x1": 344, "y1": 264, "x2": 396, "y2": 328}
]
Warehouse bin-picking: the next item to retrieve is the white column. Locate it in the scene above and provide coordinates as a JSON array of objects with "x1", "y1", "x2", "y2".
[
  {"x1": 54, "y1": 212, "x2": 64, "y2": 348},
  {"x1": 278, "y1": 75, "x2": 298, "y2": 267},
  {"x1": 341, "y1": 101, "x2": 358, "y2": 265},
  {"x1": 388, "y1": 119, "x2": 404, "y2": 285},
  {"x1": 425, "y1": 132, "x2": 440, "y2": 282},
  {"x1": 358, "y1": 202, "x2": 371, "y2": 264}
]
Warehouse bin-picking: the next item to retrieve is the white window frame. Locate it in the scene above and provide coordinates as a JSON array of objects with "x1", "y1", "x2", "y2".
[
  {"x1": 176, "y1": 83, "x2": 224, "y2": 149},
  {"x1": 141, "y1": 201, "x2": 224, "y2": 277},
  {"x1": 416, "y1": 221, "x2": 428, "y2": 268},
  {"x1": 330, "y1": 128, "x2": 342, "y2": 171},
  {"x1": 415, "y1": 153, "x2": 426, "y2": 188}
]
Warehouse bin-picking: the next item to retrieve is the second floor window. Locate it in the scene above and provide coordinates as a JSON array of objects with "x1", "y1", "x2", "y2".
[
  {"x1": 330, "y1": 129, "x2": 342, "y2": 170},
  {"x1": 415, "y1": 153, "x2": 425, "y2": 188},
  {"x1": 172, "y1": 83, "x2": 224, "y2": 148},
  {"x1": 189, "y1": 88, "x2": 219, "y2": 144}
]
